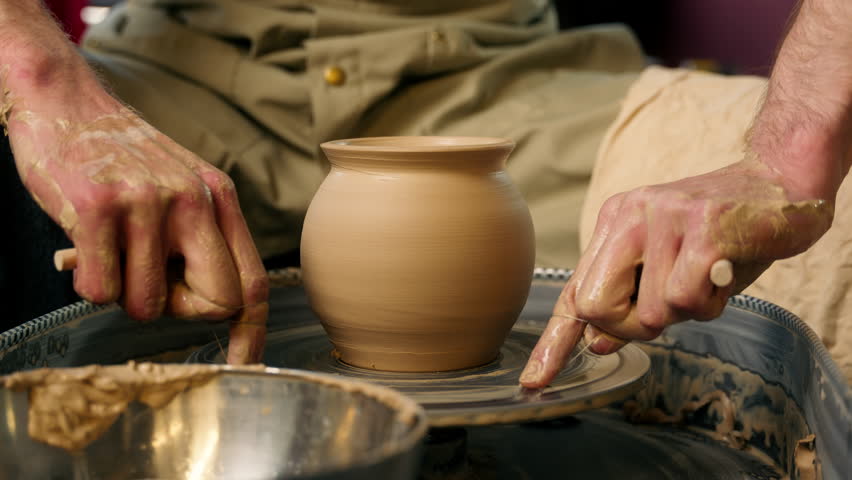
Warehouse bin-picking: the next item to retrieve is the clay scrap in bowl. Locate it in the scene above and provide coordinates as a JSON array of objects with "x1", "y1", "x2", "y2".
[{"x1": 0, "y1": 362, "x2": 428, "y2": 479}]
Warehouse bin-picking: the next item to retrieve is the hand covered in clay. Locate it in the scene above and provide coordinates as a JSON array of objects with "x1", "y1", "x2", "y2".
[
  {"x1": 520, "y1": 157, "x2": 833, "y2": 388},
  {"x1": 7, "y1": 95, "x2": 268, "y2": 365}
]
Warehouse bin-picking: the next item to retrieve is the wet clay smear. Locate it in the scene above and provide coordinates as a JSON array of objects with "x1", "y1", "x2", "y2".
[
  {"x1": 2, "y1": 362, "x2": 219, "y2": 451},
  {"x1": 0, "y1": 66, "x2": 11, "y2": 134},
  {"x1": 624, "y1": 344, "x2": 812, "y2": 475}
]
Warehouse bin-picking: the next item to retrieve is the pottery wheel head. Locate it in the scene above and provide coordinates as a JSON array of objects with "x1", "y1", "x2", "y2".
[{"x1": 189, "y1": 324, "x2": 649, "y2": 427}]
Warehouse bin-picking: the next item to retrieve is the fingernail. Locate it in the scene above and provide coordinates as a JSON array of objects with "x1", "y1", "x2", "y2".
[{"x1": 520, "y1": 359, "x2": 543, "y2": 385}]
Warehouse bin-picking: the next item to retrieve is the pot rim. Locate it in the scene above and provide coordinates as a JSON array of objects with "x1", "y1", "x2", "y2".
[{"x1": 322, "y1": 136, "x2": 515, "y2": 154}]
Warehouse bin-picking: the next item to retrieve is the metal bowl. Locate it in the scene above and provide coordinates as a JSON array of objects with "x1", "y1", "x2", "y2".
[{"x1": 0, "y1": 365, "x2": 428, "y2": 480}]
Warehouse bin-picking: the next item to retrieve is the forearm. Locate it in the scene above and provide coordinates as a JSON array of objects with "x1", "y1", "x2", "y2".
[
  {"x1": 750, "y1": 0, "x2": 852, "y2": 201},
  {"x1": 0, "y1": 1, "x2": 112, "y2": 125}
]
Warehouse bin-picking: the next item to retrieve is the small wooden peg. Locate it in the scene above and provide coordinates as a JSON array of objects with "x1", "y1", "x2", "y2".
[
  {"x1": 54, "y1": 248, "x2": 78, "y2": 272},
  {"x1": 710, "y1": 259, "x2": 734, "y2": 288}
]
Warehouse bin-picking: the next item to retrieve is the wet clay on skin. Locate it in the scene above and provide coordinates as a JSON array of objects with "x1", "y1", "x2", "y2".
[
  {"x1": 10, "y1": 107, "x2": 251, "y2": 321},
  {"x1": 11, "y1": 111, "x2": 82, "y2": 232},
  {"x1": 0, "y1": 66, "x2": 12, "y2": 134},
  {"x1": 2, "y1": 362, "x2": 219, "y2": 451},
  {"x1": 7, "y1": 110, "x2": 154, "y2": 302},
  {"x1": 10, "y1": 106, "x2": 223, "y2": 234},
  {"x1": 712, "y1": 195, "x2": 832, "y2": 261},
  {"x1": 301, "y1": 137, "x2": 535, "y2": 372}
]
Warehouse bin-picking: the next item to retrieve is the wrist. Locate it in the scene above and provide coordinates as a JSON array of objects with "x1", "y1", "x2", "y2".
[
  {"x1": 752, "y1": 0, "x2": 852, "y2": 202},
  {"x1": 2, "y1": 44, "x2": 118, "y2": 130},
  {"x1": 0, "y1": 13, "x2": 114, "y2": 125},
  {"x1": 748, "y1": 110, "x2": 848, "y2": 202}
]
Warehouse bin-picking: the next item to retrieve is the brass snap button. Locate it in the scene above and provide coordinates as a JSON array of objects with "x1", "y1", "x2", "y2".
[
  {"x1": 324, "y1": 66, "x2": 346, "y2": 86},
  {"x1": 430, "y1": 30, "x2": 446, "y2": 43}
]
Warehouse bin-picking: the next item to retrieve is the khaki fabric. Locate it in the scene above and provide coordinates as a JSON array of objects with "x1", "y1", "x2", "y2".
[
  {"x1": 81, "y1": 0, "x2": 644, "y2": 266},
  {"x1": 582, "y1": 66, "x2": 852, "y2": 383}
]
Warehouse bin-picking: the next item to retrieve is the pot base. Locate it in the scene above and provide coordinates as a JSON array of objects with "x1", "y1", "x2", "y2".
[{"x1": 333, "y1": 346, "x2": 500, "y2": 373}]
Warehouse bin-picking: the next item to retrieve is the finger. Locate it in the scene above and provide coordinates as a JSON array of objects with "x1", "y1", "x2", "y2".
[
  {"x1": 18, "y1": 168, "x2": 122, "y2": 303},
  {"x1": 168, "y1": 184, "x2": 242, "y2": 318},
  {"x1": 666, "y1": 241, "x2": 731, "y2": 321},
  {"x1": 519, "y1": 194, "x2": 625, "y2": 388},
  {"x1": 198, "y1": 171, "x2": 268, "y2": 305},
  {"x1": 575, "y1": 205, "x2": 668, "y2": 341},
  {"x1": 573, "y1": 193, "x2": 625, "y2": 291},
  {"x1": 585, "y1": 324, "x2": 629, "y2": 355},
  {"x1": 520, "y1": 281, "x2": 586, "y2": 389},
  {"x1": 575, "y1": 215, "x2": 645, "y2": 331},
  {"x1": 227, "y1": 302, "x2": 268, "y2": 365},
  {"x1": 71, "y1": 215, "x2": 121, "y2": 304},
  {"x1": 577, "y1": 303, "x2": 664, "y2": 342},
  {"x1": 693, "y1": 281, "x2": 736, "y2": 322},
  {"x1": 120, "y1": 200, "x2": 168, "y2": 321},
  {"x1": 635, "y1": 221, "x2": 682, "y2": 332},
  {"x1": 199, "y1": 169, "x2": 269, "y2": 365},
  {"x1": 166, "y1": 278, "x2": 235, "y2": 320}
]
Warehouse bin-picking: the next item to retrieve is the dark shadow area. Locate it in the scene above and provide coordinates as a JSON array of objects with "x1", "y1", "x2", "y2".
[
  {"x1": 0, "y1": 137, "x2": 78, "y2": 331},
  {"x1": 555, "y1": 0, "x2": 799, "y2": 75}
]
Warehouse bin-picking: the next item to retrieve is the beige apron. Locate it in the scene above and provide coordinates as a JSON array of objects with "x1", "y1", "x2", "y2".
[{"x1": 81, "y1": 0, "x2": 644, "y2": 266}]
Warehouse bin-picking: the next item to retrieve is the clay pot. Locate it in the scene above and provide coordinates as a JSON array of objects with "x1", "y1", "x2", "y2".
[{"x1": 301, "y1": 137, "x2": 535, "y2": 372}]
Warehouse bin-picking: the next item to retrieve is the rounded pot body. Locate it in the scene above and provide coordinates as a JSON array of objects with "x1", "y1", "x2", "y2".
[{"x1": 301, "y1": 137, "x2": 535, "y2": 372}]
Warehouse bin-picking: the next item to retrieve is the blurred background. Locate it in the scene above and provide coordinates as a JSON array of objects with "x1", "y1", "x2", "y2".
[
  {"x1": 53, "y1": 0, "x2": 799, "y2": 76},
  {"x1": 556, "y1": 0, "x2": 799, "y2": 75}
]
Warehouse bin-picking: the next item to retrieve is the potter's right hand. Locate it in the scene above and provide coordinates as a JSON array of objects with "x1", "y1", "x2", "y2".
[
  {"x1": 1, "y1": 13, "x2": 267, "y2": 364},
  {"x1": 520, "y1": 157, "x2": 833, "y2": 388},
  {"x1": 520, "y1": 0, "x2": 852, "y2": 388}
]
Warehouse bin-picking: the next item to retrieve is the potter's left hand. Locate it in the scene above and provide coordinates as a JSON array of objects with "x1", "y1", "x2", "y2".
[
  {"x1": 0, "y1": 1, "x2": 269, "y2": 364},
  {"x1": 519, "y1": 157, "x2": 833, "y2": 388},
  {"x1": 10, "y1": 103, "x2": 270, "y2": 365}
]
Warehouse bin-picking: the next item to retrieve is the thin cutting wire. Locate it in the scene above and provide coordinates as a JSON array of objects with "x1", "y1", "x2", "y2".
[{"x1": 546, "y1": 313, "x2": 606, "y2": 362}]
